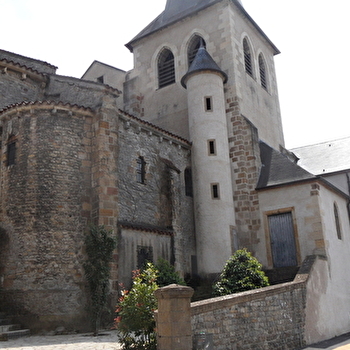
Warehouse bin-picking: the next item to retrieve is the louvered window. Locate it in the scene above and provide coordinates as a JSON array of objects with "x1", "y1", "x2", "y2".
[
  {"x1": 243, "y1": 38, "x2": 253, "y2": 77},
  {"x1": 188, "y1": 35, "x2": 206, "y2": 67},
  {"x1": 259, "y1": 54, "x2": 267, "y2": 90},
  {"x1": 158, "y1": 49, "x2": 175, "y2": 89}
]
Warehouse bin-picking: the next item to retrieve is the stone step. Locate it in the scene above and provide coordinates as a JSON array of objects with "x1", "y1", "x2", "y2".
[
  {"x1": 0, "y1": 313, "x2": 30, "y2": 341},
  {"x1": 0, "y1": 318, "x2": 11, "y2": 326},
  {"x1": 0, "y1": 329, "x2": 30, "y2": 341},
  {"x1": 0, "y1": 324, "x2": 21, "y2": 333}
]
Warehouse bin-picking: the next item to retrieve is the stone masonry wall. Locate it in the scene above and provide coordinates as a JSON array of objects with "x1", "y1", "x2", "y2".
[
  {"x1": 116, "y1": 111, "x2": 195, "y2": 287},
  {"x1": 227, "y1": 95, "x2": 262, "y2": 254},
  {"x1": 0, "y1": 103, "x2": 93, "y2": 332},
  {"x1": 190, "y1": 256, "x2": 315, "y2": 350},
  {"x1": 0, "y1": 60, "x2": 46, "y2": 109}
]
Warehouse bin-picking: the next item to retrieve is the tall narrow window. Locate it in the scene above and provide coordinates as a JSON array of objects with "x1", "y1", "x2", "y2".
[
  {"x1": 184, "y1": 167, "x2": 193, "y2": 197},
  {"x1": 7, "y1": 136, "x2": 16, "y2": 166},
  {"x1": 259, "y1": 54, "x2": 267, "y2": 90},
  {"x1": 188, "y1": 35, "x2": 206, "y2": 67},
  {"x1": 211, "y1": 183, "x2": 220, "y2": 199},
  {"x1": 243, "y1": 38, "x2": 253, "y2": 77},
  {"x1": 205, "y1": 97, "x2": 212, "y2": 111},
  {"x1": 158, "y1": 48, "x2": 175, "y2": 88},
  {"x1": 334, "y1": 202, "x2": 342, "y2": 240},
  {"x1": 136, "y1": 156, "x2": 146, "y2": 184},
  {"x1": 208, "y1": 140, "x2": 216, "y2": 155}
]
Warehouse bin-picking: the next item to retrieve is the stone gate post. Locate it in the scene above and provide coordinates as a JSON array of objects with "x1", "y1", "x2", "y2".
[{"x1": 155, "y1": 284, "x2": 194, "y2": 350}]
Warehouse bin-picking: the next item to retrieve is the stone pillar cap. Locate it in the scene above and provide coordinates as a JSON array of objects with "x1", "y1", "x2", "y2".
[{"x1": 155, "y1": 284, "x2": 194, "y2": 299}]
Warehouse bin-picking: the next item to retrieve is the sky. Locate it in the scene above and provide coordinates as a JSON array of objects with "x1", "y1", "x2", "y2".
[{"x1": 1, "y1": 0, "x2": 349, "y2": 149}]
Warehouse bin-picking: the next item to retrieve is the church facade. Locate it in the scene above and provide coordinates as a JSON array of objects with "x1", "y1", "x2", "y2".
[{"x1": 1, "y1": 0, "x2": 350, "y2": 342}]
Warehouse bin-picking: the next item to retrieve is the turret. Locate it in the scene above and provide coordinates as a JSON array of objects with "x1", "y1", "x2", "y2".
[{"x1": 181, "y1": 45, "x2": 236, "y2": 278}]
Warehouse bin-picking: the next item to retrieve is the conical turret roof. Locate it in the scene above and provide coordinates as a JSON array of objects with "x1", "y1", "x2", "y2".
[{"x1": 181, "y1": 44, "x2": 228, "y2": 88}]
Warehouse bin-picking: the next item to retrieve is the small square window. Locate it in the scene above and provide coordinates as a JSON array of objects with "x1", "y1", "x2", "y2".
[
  {"x1": 208, "y1": 140, "x2": 216, "y2": 155},
  {"x1": 97, "y1": 75, "x2": 104, "y2": 84},
  {"x1": 205, "y1": 97, "x2": 213, "y2": 111},
  {"x1": 137, "y1": 246, "x2": 153, "y2": 269},
  {"x1": 211, "y1": 183, "x2": 220, "y2": 199}
]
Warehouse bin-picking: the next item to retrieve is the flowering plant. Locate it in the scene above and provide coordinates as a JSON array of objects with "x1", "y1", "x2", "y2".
[{"x1": 115, "y1": 263, "x2": 158, "y2": 350}]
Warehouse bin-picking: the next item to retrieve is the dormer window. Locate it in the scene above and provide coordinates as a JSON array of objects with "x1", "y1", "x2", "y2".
[
  {"x1": 158, "y1": 48, "x2": 175, "y2": 89},
  {"x1": 188, "y1": 35, "x2": 206, "y2": 67},
  {"x1": 243, "y1": 38, "x2": 253, "y2": 77}
]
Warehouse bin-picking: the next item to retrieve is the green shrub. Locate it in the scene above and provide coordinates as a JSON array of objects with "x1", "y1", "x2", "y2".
[
  {"x1": 154, "y1": 258, "x2": 186, "y2": 287},
  {"x1": 83, "y1": 225, "x2": 117, "y2": 335},
  {"x1": 115, "y1": 263, "x2": 158, "y2": 350},
  {"x1": 213, "y1": 248, "x2": 269, "y2": 296}
]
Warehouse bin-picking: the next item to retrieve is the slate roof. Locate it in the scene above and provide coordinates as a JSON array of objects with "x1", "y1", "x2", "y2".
[
  {"x1": 125, "y1": 0, "x2": 280, "y2": 55},
  {"x1": 257, "y1": 141, "x2": 316, "y2": 189},
  {"x1": 292, "y1": 137, "x2": 350, "y2": 175},
  {"x1": 181, "y1": 44, "x2": 227, "y2": 87}
]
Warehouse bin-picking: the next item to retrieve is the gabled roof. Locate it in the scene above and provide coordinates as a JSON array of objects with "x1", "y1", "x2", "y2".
[
  {"x1": 257, "y1": 141, "x2": 315, "y2": 189},
  {"x1": 292, "y1": 137, "x2": 350, "y2": 175},
  {"x1": 125, "y1": 0, "x2": 280, "y2": 55},
  {"x1": 81, "y1": 60, "x2": 126, "y2": 80}
]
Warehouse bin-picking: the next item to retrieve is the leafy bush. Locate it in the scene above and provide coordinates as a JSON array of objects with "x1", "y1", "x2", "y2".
[
  {"x1": 115, "y1": 263, "x2": 158, "y2": 350},
  {"x1": 83, "y1": 225, "x2": 117, "y2": 335},
  {"x1": 213, "y1": 248, "x2": 269, "y2": 296},
  {"x1": 154, "y1": 258, "x2": 186, "y2": 287}
]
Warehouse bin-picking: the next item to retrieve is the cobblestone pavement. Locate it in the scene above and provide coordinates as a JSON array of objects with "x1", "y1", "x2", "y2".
[
  {"x1": 0, "y1": 331, "x2": 121, "y2": 350},
  {"x1": 2, "y1": 331, "x2": 350, "y2": 350}
]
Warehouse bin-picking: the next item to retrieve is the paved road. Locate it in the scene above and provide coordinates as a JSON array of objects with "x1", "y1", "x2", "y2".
[
  {"x1": 0, "y1": 331, "x2": 121, "y2": 349},
  {"x1": 302, "y1": 332, "x2": 350, "y2": 350}
]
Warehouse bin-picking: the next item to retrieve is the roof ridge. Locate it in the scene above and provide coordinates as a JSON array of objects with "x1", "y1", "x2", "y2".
[{"x1": 291, "y1": 135, "x2": 350, "y2": 150}]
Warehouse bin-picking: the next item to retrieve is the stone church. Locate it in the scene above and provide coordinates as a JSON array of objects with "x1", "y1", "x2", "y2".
[{"x1": 1, "y1": 0, "x2": 350, "y2": 339}]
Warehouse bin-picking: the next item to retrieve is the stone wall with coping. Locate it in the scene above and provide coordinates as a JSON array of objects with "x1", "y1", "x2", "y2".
[{"x1": 190, "y1": 256, "x2": 317, "y2": 350}]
